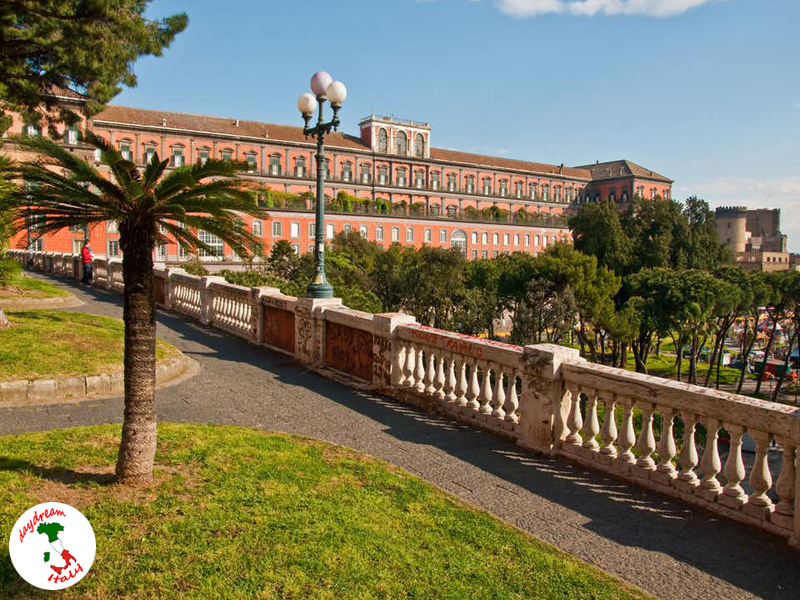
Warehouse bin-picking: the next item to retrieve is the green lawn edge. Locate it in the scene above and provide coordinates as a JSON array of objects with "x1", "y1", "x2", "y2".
[
  {"x1": 0, "y1": 274, "x2": 70, "y2": 299},
  {"x1": 0, "y1": 424, "x2": 654, "y2": 600},
  {"x1": 0, "y1": 310, "x2": 178, "y2": 382}
]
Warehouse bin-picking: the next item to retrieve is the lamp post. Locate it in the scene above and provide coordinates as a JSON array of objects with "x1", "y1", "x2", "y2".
[{"x1": 297, "y1": 71, "x2": 347, "y2": 299}]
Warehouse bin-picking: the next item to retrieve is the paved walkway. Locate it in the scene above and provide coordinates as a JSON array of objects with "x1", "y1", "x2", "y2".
[{"x1": 2, "y1": 275, "x2": 799, "y2": 600}]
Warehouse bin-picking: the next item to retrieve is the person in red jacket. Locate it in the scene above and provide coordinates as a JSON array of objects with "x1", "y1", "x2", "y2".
[{"x1": 80, "y1": 242, "x2": 93, "y2": 283}]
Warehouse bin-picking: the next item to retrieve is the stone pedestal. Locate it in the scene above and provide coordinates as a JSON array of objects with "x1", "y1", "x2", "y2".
[
  {"x1": 517, "y1": 344, "x2": 583, "y2": 454},
  {"x1": 372, "y1": 313, "x2": 417, "y2": 390},
  {"x1": 294, "y1": 296, "x2": 342, "y2": 367}
]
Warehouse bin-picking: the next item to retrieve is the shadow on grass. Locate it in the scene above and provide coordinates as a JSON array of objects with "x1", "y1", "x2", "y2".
[{"x1": 0, "y1": 457, "x2": 115, "y2": 486}]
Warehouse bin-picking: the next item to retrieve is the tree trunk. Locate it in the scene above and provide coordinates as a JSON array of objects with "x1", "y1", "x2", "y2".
[
  {"x1": 704, "y1": 324, "x2": 725, "y2": 387},
  {"x1": 755, "y1": 315, "x2": 779, "y2": 395},
  {"x1": 737, "y1": 320, "x2": 758, "y2": 395},
  {"x1": 772, "y1": 326, "x2": 798, "y2": 401},
  {"x1": 716, "y1": 323, "x2": 732, "y2": 390},
  {"x1": 115, "y1": 225, "x2": 157, "y2": 484}
]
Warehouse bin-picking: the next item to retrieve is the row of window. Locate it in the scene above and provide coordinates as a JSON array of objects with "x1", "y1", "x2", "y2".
[
  {"x1": 104, "y1": 140, "x2": 583, "y2": 202},
  {"x1": 265, "y1": 220, "x2": 563, "y2": 247}
]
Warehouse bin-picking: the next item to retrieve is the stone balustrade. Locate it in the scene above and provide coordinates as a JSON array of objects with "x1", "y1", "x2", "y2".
[{"x1": 9, "y1": 248, "x2": 800, "y2": 547}]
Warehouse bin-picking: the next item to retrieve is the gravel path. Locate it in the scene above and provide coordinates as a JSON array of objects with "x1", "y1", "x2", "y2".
[{"x1": 2, "y1": 275, "x2": 798, "y2": 600}]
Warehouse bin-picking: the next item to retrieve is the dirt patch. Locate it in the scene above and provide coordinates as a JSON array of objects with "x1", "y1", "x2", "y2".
[{"x1": 25, "y1": 462, "x2": 202, "y2": 509}]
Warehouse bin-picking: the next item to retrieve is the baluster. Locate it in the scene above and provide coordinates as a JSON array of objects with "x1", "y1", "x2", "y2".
[
  {"x1": 721, "y1": 424, "x2": 747, "y2": 505},
  {"x1": 678, "y1": 412, "x2": 700, "y2": 487},
  {"x1": 748, "y1": 430, "x2": 774, "y2": 509},
  {"x1": 503, "y1": 373, "x2": 519, "y2": 423},
  {"x1": 635, "y1": 402, "x2": 657, "y2": 471},
  {"x1": 455, "y1": 359, "x2": 468, "y2": 407},
  {"x1": 425, "y1": 352, "x2": 437, "y2": 395},
  {"x1": 582, "y1": 389, "x2": 600, "y2": 450},
  {"x1": 403, "y1": 343, "x2": 415, "y2": 388},
  {"x1": 565, "y1": 386, "x2": 583, "y2": 445},
  {"x1": 466, "y1": 363, "x2": 480, "y2": 411},
  {"x1": 656, "y1": 408, "x2": 677, "y2": 478},
  {"x1": 395, "y1": 341, "x2": 407, "y2": 386},
  {"x1": 699, "y1": 418, "x2": 722, "y2": 495},
  {"x1": 414, "y1": 348, "x2": 426, "y2": 393},
  {"x1": 434, "y1": 356, "x2": 446, "y2": 400},
  {"x1": 617, "y1": 397, "x2": 636, "y2": 464},
  {"x1": 599, "y1": 395, "x2": 618, "y2": 457},
  {"x1": 775, "y1": 439, "x2": 796, "y2": 519},
  {"x1": 479, "y1": 363, "x2": 493, "y2": 414},
  {"x1": 491, "y1": 368, "x2": 506, "y2": 419},
  {"x1": 444, "y1": 356, "x2": 457, "y2": 403}
]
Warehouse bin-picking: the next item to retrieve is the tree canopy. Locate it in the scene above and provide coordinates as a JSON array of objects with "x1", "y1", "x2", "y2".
[{"x1": 0, "y1": 0, "x2": 188, "y2": 134}]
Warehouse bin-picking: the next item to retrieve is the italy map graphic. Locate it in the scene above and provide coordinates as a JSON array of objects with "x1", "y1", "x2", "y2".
[{"x1": 36, "y1": 521, "x2": 80, "y2": 577}]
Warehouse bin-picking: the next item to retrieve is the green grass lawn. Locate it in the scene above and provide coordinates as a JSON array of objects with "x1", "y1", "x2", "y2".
[
  {"x1": 0, "y1": 274, "x2": 69, "y2": 299},
  {"x1": 0, "y1": 311, "x2": 177, "y2": 381},
  {"x1": 0, "y1": 424, "x2": 653, "y2": 600}
]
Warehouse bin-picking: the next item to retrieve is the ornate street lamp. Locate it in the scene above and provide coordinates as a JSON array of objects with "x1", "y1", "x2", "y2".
[{"x1": 297, "y1": 71, "x2": 347, "y2": 298}]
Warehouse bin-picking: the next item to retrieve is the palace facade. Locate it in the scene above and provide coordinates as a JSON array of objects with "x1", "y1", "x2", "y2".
[{"x1": 4, "y1": 98, "x2": 673, "y2": 262}]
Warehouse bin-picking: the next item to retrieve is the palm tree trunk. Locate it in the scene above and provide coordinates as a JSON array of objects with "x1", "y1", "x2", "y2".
[{"x1": 116, "y1": 226, "x2": 157, "y2": 484}]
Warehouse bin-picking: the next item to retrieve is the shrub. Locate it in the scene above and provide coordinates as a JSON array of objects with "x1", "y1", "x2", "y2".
[
  {"x1": 0, "y1": 256, "x2": 21, "y2": 288},
  {"x1": 183, "y1": 260, "x2": 210, "y2": 277}
]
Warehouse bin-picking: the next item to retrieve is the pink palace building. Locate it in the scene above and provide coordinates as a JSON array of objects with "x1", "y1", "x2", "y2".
[{"x1": 4, "y1": 94, "x2": 673, "y2": 262}]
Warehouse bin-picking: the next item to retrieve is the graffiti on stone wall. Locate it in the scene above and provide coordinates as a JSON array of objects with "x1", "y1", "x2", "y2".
[
  {"x1": 297, "y1": 317, "x2": 312, "y2": 359},
  {"x1": 263, "y1": 306, "x2": 295, "y2": 354},
  {"x1": 325, "y1": 321, "x2": 373, "y2": 382},
  {"x1": 372, "y1": 336, "x2": 392, "y2": 387}
]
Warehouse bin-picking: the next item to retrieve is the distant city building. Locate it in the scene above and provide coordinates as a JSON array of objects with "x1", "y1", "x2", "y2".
[
  {"x1": 715, "y1": 206, "x2": 792, "y2": 271},
  {"x1": 4, "y1": 93, "x2": 673, "y2": 262}
]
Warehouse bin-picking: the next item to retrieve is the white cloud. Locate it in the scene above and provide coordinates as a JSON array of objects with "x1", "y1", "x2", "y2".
[
  {"x1": 494, "y1": 0, "x2": 725, "y2": 18},
  {"x1": 676, "y1": 175, "x2": 800, "y2": 253}
]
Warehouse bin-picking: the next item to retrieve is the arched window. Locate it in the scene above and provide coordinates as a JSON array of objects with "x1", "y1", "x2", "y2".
[
  {"x1": 482, "y1": 177, "x2": 492, "y2": 195},
  {"x1": 377, "y1": 128, "x2": 388, "y2": 152},
  {"x1": 450, "y1": 230, "x2": 467, "y2": 255},
  {"x1": 395, "y1": 131, "x2": 408, "y2": 155},
  {"x1": 396, "y1": 167, "x2": 407, "y2": 187},
  {"x1": 415, "y1": 133, "x2": 425, "y2": 158},
  {"x1": 447, "y1": 173, "x2": 457, "y2": 191}
]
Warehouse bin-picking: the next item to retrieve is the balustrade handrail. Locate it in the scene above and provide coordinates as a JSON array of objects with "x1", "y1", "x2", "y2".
[
  {"x1": 561, "y1": 360, "x2": 800, "y2": 439},
  {"x1": 8, "y1": 247, "x2": 800, "y2": 546}
]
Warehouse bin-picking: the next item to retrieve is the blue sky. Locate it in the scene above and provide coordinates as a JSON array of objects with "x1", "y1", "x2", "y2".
[{"x1": 118, "y1": 0, "x2": 800, "y2": 251}]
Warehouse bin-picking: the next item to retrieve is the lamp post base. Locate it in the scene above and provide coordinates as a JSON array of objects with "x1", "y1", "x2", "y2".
[{"x1": 306, "y1": 281, "x2": 334, "y2": 299}]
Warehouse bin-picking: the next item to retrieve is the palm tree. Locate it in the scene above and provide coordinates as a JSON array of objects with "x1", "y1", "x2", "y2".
[{"x1": 2, "y1": 132, "x2": 266, "y2": 484}]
